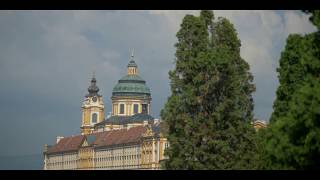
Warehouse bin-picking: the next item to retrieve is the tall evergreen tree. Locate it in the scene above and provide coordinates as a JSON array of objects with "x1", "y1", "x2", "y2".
[
  {"x1": 270, "y1": 34, "x2": 315, "y2": 123},
  {"x1": 161, "y1": 10, "x2": 257, "y2": 170},
  {"x1": 262, "y1": 10, "x2": 320, "y2": 169}
]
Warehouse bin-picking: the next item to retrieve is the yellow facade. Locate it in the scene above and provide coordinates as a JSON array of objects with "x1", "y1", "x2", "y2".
[
  {"x1": 44, "y1": 126, "x2": 168, "y2": 170},
  {"x1": 78, "y1": 146, "x2": 94, "y2": 169},
  {"x1": 140, "y1": 127, "x2": 167, "y2": 170},
  {"x1": 159, "y1": 138, "x2": 165, "y2": 161},
  {"x1": 111, "y1": 97, "x2": 151, "y2": 116},
  {"x1": 128, "y1": 66, "x2": 138, "y2": 75},
  {"x1": 81, "y1": 95, "x2": 104, "y2": 135}
]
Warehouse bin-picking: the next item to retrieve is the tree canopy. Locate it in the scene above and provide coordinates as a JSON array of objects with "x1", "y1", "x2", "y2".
[
  {"x1": 261, "y1": 10, "x2": 320, "y2": 170},
  {"x1": 161, "y1": 10, "x2": 257, "y2": 170}
]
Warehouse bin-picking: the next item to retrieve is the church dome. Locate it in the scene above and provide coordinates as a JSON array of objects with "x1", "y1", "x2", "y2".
[
  {"x1": 112, "y1": 52, "x2": 151, "y2": 98},
  {"x1": 112, "y1": 74, "x2": 151, "y2": 97}
]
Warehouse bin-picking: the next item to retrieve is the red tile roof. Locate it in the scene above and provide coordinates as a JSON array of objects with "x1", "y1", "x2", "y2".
[
  {"x1": 46, "y1": 126, "x2": 147, "y2": 154},
  {"x1": 47, "y1": 135, "x2": 85, "y2": 154},
  {"x1": 94, "y1": 126, "x2": 146, "y2": 148}
]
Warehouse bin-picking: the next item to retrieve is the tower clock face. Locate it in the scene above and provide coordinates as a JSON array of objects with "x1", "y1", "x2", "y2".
[{"x1": 92, "y1": 96, "x2": 97, "y2": 102}]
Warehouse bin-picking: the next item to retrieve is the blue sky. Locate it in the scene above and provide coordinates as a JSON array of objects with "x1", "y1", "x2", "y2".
[{"x1": 0, "y1": 10, "x2": 316, "y2": 162}]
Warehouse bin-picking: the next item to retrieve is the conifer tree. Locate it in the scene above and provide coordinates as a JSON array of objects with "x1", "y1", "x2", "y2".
[
  {"x1": 161, "y1": 10, "x2": 257, "y2": 170},
  {"x1": 262, "y1": 10, "x2": 320, "y2": 169}
]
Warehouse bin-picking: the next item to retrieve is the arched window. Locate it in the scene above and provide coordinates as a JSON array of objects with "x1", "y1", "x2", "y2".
[{"x1": 92, "y1": 113, "x2": 97, "y2": 123}]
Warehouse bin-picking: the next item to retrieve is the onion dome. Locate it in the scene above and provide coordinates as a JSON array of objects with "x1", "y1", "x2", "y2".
[{"x1": 86, "y1": 75, "x2": 100, "y2": 97}]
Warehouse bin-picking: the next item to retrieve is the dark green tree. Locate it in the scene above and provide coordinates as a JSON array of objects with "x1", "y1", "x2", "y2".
[
  {"x1": 262, "y1": 10, "x2": 320, "y2": 169},
  {"x1": 270, "y1": 34, "x2": 316, "y2": 123},
  {"x1": 161, "y1": 10, "x2": 257, "y2": 170},
  {"x1": 200, "y1": 10, "x2": 214, "y2": 47},
  {"x1": 304, "y1": 10, "x2": 320, "y2": 29}
]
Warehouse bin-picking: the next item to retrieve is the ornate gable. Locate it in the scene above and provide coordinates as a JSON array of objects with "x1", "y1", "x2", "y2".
[
  {"x1": 142, "y1": 125, "x2": 154, "y2": 138},
  {"x1": 81, "y1": 139, "x2": 89, "y2": 147}
]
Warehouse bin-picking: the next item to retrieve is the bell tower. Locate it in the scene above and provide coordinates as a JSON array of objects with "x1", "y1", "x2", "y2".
[{"x1": 81, "y1": 74, "x2": 104, "y2": 135}]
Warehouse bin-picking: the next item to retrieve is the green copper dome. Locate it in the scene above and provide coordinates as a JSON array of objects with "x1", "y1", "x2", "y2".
[{"x1": 112, "y1": 74, "x2": 151, "y2": 97}]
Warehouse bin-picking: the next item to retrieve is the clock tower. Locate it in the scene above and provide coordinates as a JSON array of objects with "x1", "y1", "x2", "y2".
[{"x1": 81, "y1": 75, "x2": 104, "y2": 135}]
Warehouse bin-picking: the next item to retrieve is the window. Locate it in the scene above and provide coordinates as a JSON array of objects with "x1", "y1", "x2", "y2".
[
  {"x1": 133, "y1": 104, "x2": 139, "y2": 114},
  {"x1": 120, "y1": 104, "x2": 125, "y2": 114},
  {"x1": 142, "y1": 104, "x2": 148, "y2": 114},
  {"x1": 92, "y1": 113, "x2": 97, "y2": 123}
]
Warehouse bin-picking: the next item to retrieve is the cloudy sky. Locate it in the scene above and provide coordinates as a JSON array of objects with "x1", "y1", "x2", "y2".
[{"x1": 0, "y1": 10, "x2": 316, "y2": 166}]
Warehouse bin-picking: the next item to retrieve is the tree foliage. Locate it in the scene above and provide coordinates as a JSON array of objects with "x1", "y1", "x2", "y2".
[
  {"x1": 304, "y1": 10, "x2": 320, "y2": 29},
  {"x1": 161, "y1": 10, "x2": 257, "y2": 170},
  {"x1": 262, "y1": 10, "x2": 320, "y2": 169}
]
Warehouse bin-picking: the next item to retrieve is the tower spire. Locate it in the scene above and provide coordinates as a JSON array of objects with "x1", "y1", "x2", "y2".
[{"x1": 130, "y1": 48, "x2": 134, "y2": 61}]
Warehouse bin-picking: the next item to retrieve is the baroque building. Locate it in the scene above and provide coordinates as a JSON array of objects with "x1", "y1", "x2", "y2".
[{"x1": 43, "y1": 53, "x2": 168, "y2": 170}]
